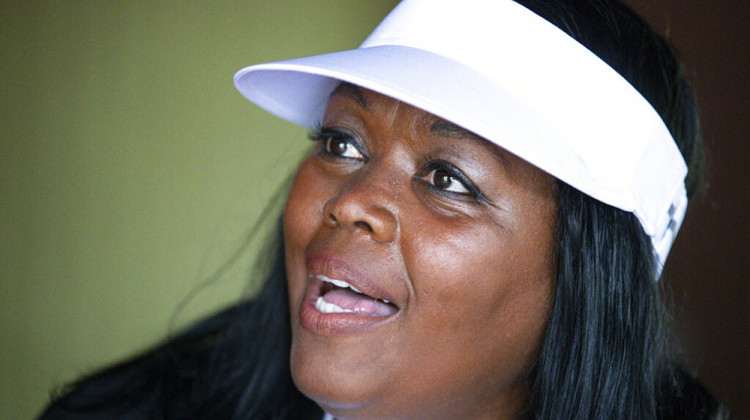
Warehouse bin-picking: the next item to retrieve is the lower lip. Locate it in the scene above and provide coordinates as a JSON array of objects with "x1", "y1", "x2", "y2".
[{"x1": 299, "y1": 292, "x2": 397, "y2": 337}]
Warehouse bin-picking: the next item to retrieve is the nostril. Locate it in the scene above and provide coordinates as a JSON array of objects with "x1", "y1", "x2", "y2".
[
  {"x1": 324, "y1": 206, "x2": 339, "y2": 227},
  {"x1": 354, "y1": 220, "x2": 373, "y2": 233}
]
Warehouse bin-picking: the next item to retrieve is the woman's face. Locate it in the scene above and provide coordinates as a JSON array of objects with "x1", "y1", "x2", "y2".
[{"x1": 283, "y1": 85, "x2": 558, "y2": 419}]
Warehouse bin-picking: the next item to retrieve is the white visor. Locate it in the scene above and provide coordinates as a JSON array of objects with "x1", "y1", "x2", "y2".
[{"x1": 234, "y1": 0, "x2": 688, "y2": 273}]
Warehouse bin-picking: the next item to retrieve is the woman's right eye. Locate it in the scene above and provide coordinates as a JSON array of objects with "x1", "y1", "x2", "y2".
[
  {"x1": 310, "y1": 128, "x2": 366, "y2": 161},
  {"x1": 324, "y1": 136, "x2": 363, "y2": 159}
]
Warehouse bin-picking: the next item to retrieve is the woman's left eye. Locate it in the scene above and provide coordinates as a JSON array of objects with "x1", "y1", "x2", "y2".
[
  {"x1": 417, "y1": 160, "x2": 482, "y2": 200},
  {"x1": 423, "y1": 168, "x2": 471, "y2": 194}
]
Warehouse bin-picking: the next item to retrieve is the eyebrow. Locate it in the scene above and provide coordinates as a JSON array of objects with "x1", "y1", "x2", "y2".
[
  {"x1": 329, "y1": 82, "x2": 368, "y2": 108},
  {"x1": 429, "y1": 121, "x2": 509, "y2": 169}
]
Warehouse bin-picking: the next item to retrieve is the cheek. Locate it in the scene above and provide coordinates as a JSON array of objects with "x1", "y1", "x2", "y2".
[
  {"x1": 402, "y1": 217, "x2": 555, "y2": 381},
  {"x1": 283, "y1": 161, "x2": 326, "y2": 306}
]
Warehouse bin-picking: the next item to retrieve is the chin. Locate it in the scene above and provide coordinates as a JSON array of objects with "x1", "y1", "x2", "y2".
[{"x1": 289, "y1": 331, "x2": 384, "y2": 410}]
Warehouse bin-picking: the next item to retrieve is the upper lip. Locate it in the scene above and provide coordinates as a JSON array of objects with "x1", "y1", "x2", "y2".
[{"x1": 305, "y1": 253, "x2": 399, "y2": 308}]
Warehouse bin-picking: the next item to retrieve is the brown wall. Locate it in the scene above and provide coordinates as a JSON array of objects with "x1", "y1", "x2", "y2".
[{"x1": 621, "y1": 1, "x2": 750, "y2": 417}]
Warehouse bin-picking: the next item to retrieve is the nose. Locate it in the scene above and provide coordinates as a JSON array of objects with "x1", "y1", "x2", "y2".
[{"x1": 322, "y1": 168, "x2": 399, "y2": 244}]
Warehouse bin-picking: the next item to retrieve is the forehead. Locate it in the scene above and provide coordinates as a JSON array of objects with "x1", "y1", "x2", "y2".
[
  {"x1": 327, "y1": 82, "x2": 439, "y2": 128},
  {"x1": 329, "y1": 82, "x2": 463, "y2": 127},
  {"x1": 327, "y1": 83, "x2": 509, "y2": 162}
]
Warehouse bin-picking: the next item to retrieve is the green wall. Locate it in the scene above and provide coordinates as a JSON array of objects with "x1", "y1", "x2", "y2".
[{"x1": 0, "y1": 1, "x2": 399, "y2": 417}]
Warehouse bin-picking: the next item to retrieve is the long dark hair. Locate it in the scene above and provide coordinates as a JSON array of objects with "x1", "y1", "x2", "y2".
[
  {"x1": 515, "y1": 0, "x2": 716, "y2": 419},
  {"x1": 41, "y1": 1, "x2": 721, "y2": 419}
]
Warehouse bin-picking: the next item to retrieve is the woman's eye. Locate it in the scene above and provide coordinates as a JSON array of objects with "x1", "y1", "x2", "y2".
[
  {"x1": 416, "y1": 159, "x2": 484, "y2": 200},
  {"x1": 422, "y1": 168, "x2": 471, "y2": 195},
  {"x1": 324, "y1": 136, "x2": 364, "y2": 160},
  {"x1": 309, "y1": 127, "x2": 367, "y2": 161}
]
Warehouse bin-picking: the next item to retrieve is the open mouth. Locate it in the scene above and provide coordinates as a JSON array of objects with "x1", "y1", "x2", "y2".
[{"x1": 313, "y1": 274, "x2": 398, "y2": 317}]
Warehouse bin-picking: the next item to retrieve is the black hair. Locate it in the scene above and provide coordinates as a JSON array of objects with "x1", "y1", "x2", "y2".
[
  {"x1": 40, "y1": 1, "x2": 721, "y2": 419},
  {"x1": 514, "y1": 1, "x2": 718, "y2": 418}
]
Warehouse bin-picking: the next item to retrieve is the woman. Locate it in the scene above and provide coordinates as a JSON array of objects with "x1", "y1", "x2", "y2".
[{"x1": 40, "y1": 0, "x2": 722, "y2": 418}]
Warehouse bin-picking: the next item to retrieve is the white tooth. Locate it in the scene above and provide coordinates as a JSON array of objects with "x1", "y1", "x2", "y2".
[
  {"x1": 315, "y1": 296, "x2": 326, "y2": 312},
  {"x1": 383, "y1": 299, "x2": 390, "y2": 304},
  {"x1": 330, "y1": 279, "x2": 349, "y2": 289},
  {"x1": 316, "y1": 274, "x2": 334, "y2": 283},
  {"x1": 315, "y1": 296, "x2": 354, "y2": 314},
  {"x1": 316, "y1": 274, "x2": 364, "y2": 294}
]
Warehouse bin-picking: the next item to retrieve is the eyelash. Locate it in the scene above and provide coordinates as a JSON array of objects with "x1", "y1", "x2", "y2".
[
  {"x1": 308, "y1": 126, "x2": 368, "y2": 161},
  {"x1": 419, "y1": 158, "x2": 483, "y2": 200},
  {"x1": 308, "y1": 126, "x2": 483, "y2": 200}
]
